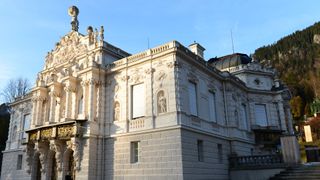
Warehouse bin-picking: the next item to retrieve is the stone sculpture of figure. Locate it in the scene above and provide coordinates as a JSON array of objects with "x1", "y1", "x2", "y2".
[
  {"x1": 158, "y1": 91, "x2": 167, "y2": 113},
  {"x1": 100, "y1": 26, "x2": 104, "y2": 43},
  {"x1": 72, "y1": 140, "x2": 81, "y2": 171},
  {"x1": 114, "y1": 102, "x2": 120, "y2": 121},
  {"x1": 87, "y1": 26, "x2": 94, "y2": 45},
  {"x1": 94, "y1": 28, "x2": 99, "y2": 46}
]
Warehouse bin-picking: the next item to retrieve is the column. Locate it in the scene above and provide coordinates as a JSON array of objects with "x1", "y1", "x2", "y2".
[
  {"x1": 71, "y1": 89, "x2": 77, "y2": 119},
  {"x1": 286, "y1": 108, "x2": 294, "y2": 134},
  {"x1": 81, "y1": 80, "x2": 88, "y2": 118},
  {"x1": 64, "y1": 86, "x2": 72, "y2": 119},
  {"x1": 49, "y1": 140, "x2": 65, "y2": 180},
  {"x1": 95, "y1": 81, "x2": 101, "y2": 121},
  {"x1": 88, "y1": 79, "x2": 96, "y2": 121},
  {"x1": 55, "y1": 98, "x2": 60, "y2": 123},
  {"x1": 36, "y1": 99, "x2": 44, "y2": 126},
  {"x1": 277, "y1": 101, "x2": 287, "y2": 132},
  {"x1": 49, "y1": 92, "x2": 56, "y2": 123},
  {"x1": 35, "y1": 142, "x2": 48, "y2": 180},
  {"x1": 31, "y1": 97, "x2": 38, "y2": 127}
]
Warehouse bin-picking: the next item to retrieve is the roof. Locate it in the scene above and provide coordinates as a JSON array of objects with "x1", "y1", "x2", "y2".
[{"x1": 208, "y1": 53, "x2": 252, "y2": 70}]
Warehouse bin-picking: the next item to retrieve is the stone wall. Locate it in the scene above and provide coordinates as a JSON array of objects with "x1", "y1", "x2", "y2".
[
  {"x1": 181, "y1": 128, "x2": 230, "y2": 180},
  {"x1": 1, "y1": 149, "x2": 31, "y2": 180},
  {"x1": 105, "y1": 128, "x2": 183, "y2": 180}
]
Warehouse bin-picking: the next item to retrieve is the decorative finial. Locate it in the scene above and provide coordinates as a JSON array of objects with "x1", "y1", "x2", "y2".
[
  {"x1": 100, "y1": 26, "x2": 104, "y2": 43},
  {"x1": 68, "y1": 6, "x2": 79, "y2": 31}
]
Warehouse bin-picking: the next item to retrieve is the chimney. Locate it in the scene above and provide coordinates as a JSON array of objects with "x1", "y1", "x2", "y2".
[{"x1": 189, "y1": 42, "x2": 205, "y2": 59}]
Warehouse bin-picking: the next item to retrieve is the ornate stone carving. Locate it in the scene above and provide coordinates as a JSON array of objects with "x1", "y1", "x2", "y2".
[
  {"x1": 64, "y1": 84, "x2": 77, "y2": 92},
  {"x1": 114, "y1": 84, "x2": 120, "y2": 93},
  {"x1": 44, "y1": 32, "x2": 88, "y2": 69},
  {"x1": 49, "y1": 141, "x2": 63, "y2": 171},
  {"x1": 29, "y1": 131, "x2": 37, "y2": 141},
  {"x1": 167, "y1": 61, "x2": 180, "y2": 68},
  {"x1": 156, "y1": 70, "x2": 167, "y2": 87},
  {"x1": 130, "y1": 69, "x2": 145, "y2": 83},
  {"x1": 144, "y1": 68, "x2": 154, "y2": 75},
  {"x1": 40, "y1": 128, "x2": 52, "y2": 140},
  {"x1": 57, "y1": 124, "x2": 75, "y2": 138},
  {"x1": 35, "y1": 142, "x2": 48, "y2": 173},
  {"x1": 67, "y1": 138, "x2": 82, "y2": 171},
  {"x1": 121, "y1": 75, "x2": 129, "y2": 82}
]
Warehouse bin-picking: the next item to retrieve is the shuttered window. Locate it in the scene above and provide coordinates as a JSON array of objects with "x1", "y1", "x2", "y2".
[
  {"x1": 255, "y1": 104, "x2": 268, "y2": 126},
  {"x1": 209, "y1": 92, "x2": 217, "y2": 122},
  {"x1": 188, "y1": 82, "x2": 198, "y2": 116},
  {"x1": 132, "y1": 83, "x2": 145, "y2": 118}
]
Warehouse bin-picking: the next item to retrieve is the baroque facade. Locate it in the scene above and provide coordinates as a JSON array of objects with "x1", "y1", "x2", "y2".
[{"x1": 1, "y1": 6, "x2": 296, "y2": 180}]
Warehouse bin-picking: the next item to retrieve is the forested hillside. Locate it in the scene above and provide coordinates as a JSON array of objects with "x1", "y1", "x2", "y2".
[{"x1": 254, "y1": 22, "x2": 320, "y2": 123}]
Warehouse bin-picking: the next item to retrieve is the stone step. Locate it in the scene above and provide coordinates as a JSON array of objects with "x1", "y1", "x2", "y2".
[
  {"x1": 269, "y1": 165, "x2": 320, "y2": 180},
  {"x1": 270, "y1": 178, "x2": 320, "y2": 180}
]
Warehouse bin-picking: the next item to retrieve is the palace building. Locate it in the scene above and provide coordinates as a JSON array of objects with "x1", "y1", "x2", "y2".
[{"x1": 1, "y1": 6, "x2": 298, "y2": 180}]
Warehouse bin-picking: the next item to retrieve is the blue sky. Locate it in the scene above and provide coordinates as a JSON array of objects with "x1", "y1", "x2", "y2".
[{"x1": 1, "y1": 0, "x2": 320, "y2": 103}]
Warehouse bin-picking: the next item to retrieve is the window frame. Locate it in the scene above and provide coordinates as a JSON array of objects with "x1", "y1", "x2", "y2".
[
  {"x1": 188, "y1": 81, "x2": 198, "y2": 116},
  {"x1": 241, "y1": 104, "x2": 248, "y2": 130},
  {"x1": 217, "y1": 144, "x2": 223, "y2": 164},
  {"x1": 130, "y1": 141, "x2": 140, "y2": 163},
  {"x1": 254, "y1": 104, "x2": 268, "y2": 126},
  {"x1": 131, "y1": 83, "x2": 145, "y2": 119},
  {"x1": 197, "y1": 140, "x2": 204, "y2": 162},
  {"x1": 22, "y1": 114, "x2": 31, "y2": 139},
  {"x1": 17, "y1": 154, "x2": 23, "y2": 170},
  {"x1": 208, "y1": 91, "x2": 217, "y2": 123}
]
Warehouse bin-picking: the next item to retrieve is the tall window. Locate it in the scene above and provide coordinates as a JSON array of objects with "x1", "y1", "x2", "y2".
[
  {"x1": 22, "y1": 114, "x2": 31, "y2": 139},
  {"x1": 78, "y1": 95, "x2": 84, "y2": 114},
  {"x1": 209, "y1": 91, "x2": 217, "y2": 122},
  {"x1": 132, "y1": 84, "x2": 145, "y2": 118},
  {"x1": 17, "y1": 154, "x2": 23, "y2": 170},
  {"x1": 241, "y1": 104, "x2": 248, "y2": 130},
  {"x1": 12, "y1": 125, "x2": 17, "y2": 141},
  {"x1": 255, "y1": 104, "x2": 268, "y2": 126},
  {"x1": 197, "y1": 140, "x2": 204, "y2": 162},
  {"x1": 188, "y1": 82, "x2": 198, "y2": 116},
  {"x1": 130, "y1": 141, "x2": 140, "y2": 163},
  {"x1": 217, "y1": 144, "x2": 223, "y2": 163}
]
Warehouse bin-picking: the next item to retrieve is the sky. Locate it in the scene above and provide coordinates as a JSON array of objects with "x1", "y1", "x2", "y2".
[{"x1": 0, "y1": 0, "x2": 320, "y2": 103}]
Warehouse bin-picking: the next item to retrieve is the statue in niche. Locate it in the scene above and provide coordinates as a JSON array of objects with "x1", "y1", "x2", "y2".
[
  {"x1": 157, "y1": 91, "x2": 167, "y2": 113},
  {"x1": 114, "y1": 102, "x2": 120, "y2": 121}
]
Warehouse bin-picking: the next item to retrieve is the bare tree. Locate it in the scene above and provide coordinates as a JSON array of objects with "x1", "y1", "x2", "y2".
[{"x1": 1, "y1": 78, "x2": 31, "y2": 103}]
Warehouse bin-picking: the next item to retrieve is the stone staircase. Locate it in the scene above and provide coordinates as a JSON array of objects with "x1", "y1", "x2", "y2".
[{"x1": 270, "y1": 164, "x2": 320, "y2": 180}]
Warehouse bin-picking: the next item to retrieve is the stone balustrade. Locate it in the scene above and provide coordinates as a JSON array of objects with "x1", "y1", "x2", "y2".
[{"x1": 229, "y1": 154, "x2": 284, "y2": 169}]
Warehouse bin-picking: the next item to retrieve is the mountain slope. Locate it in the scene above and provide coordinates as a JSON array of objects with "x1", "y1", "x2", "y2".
[{"x1": 254, "y1": 22, "x2": 320, "y2": 122}]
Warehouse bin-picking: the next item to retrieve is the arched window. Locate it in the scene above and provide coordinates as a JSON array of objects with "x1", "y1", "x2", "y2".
[
  {"x1": 157, "y1": 90, "x2": 167, "y2": 114},
  {"x1": 78, "y1": 95, "x2": 84, "y2": 114}
]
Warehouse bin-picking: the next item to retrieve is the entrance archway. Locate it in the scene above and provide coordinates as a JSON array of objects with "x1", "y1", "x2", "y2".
[
  {"x1": 64, "y1": 150, "x2": 75, "y2": 180},
  {"x1": 47, "y1": 150, "x2": 57, "y2": 180},
  {"x1": 31, "y1": 153, "x2": 42, "y2": 180}
]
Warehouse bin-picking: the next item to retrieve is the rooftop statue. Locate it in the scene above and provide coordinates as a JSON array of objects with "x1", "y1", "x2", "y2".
[{"x1": 68, "y1": 6, "x2": 79, "y2": 32}]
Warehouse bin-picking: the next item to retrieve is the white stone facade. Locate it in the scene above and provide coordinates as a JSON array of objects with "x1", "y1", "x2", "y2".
[{"x1": 1, "y1": 6, "x2": 294, "y2": 180}]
